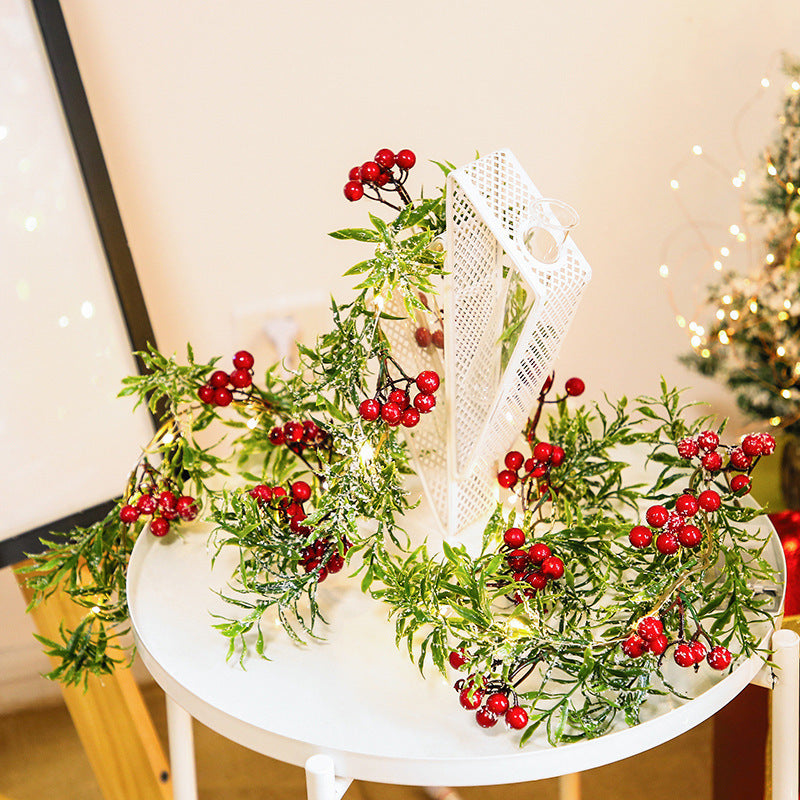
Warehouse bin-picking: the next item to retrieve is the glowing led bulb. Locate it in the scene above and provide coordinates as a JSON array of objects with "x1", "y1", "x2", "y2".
[
  {"x1": 766, "y1": 253, "x2": 775, "y2": 264},
  {"x1": 701, "y1": 349, "x2": 711, "y2": 358},
  {"x1": 729, "y1": 310, "x2": 739, "y2": 320},
  {"x1": 373, "y1": 294, "x2": 385, "y2": 311},
  {"x1": 785, "y1": 300, "x2": 792, "y2": 310},
  {"x1": 670, "y1": 179, "x2": 679, "y2": 190},
  {"x1": 770, "y1": 416, "x2": 782, "y2": 427},
  {"x1": 722, "y1": 295, "x2": 732, "y2": 305},
  {"x1": 692, "y1": 145, "x2": 703, "y2": 155},
  {"x1": 782, "y1": 389, "x2": 792, "y2": 399},
  {"x1": 24, "y1": 216, "x2": 38, "y2": 231},
  {"x1": 720, "y1": 247, "x2": 730, "y2": 257},
  {"x1": 761, "y1": 77, "x2": 770, "y2": 88},
  {"x1": 779, "y1": 312, "x2": 789, "y2": 321},
  {"x1": 659, "y1": 264, "x2": 669, "y2": 278},
  {"x1": 793, "y1": 81, "x2": 800, "y2": 91},
  {"x1": 729, "y1": 224, "x2": 740, "y2": 235},
  {"x1": 81, "y1": 300, "x2": 94, "y2": 318},
  {"x1": 246, "y1": 417, "x2": 258, "y2": 429},
  {"x1": 162, "y1": 432, "x2": 175, "y2": 445},
  {"x1": 716, "y1": 309, "x2": 725, "y2": 321},
  {"x1": 676, "y1": 315, "x2": 686, "y2": 328},
  {"x1": 777, "y1": 346, "x2": 787, "y2": 357},
  {"x1": 713, "y1": 260, "x2": 722, "y2": 270},
  {"x1": 691, "y1": 334, "x2": 701, "y2": 347},
  {"x1": 718, "y1": 330, "x2": 729, "y2": 344},
  {"x1": 768, "y1": 164, "x2": 778, "y2": 176},
  {"x1": 787, "y1": 182, "x2": 796, "y2": 194},
  {"x1": 749, "y1": 301, "x2": 758, "y2": 313}
]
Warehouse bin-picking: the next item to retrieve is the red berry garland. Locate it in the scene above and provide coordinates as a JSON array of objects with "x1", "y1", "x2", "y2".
[
  {"x1": 341, "y1": 147, "x2": 417, "y2": 211},
  {"x1": 358, "y1": 368, "x2": 442, "y2": 430}
]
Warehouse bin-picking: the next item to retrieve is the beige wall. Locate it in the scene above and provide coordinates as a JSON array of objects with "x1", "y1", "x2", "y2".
[{"x1": 4, "y1": 0, "x2": 800, "y2": 707}]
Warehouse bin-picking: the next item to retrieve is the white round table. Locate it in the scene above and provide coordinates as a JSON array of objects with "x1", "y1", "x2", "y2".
[{"x1": 128, "y1": 506, "x2": 797, "y2": 800}]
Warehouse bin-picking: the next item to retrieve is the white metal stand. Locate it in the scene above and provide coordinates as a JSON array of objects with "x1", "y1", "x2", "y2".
[
  {"x1": 166, "y1": 695, "x2": 198, "y2": 800},
  {"x1": 304, "y1": 754, "x2": 352, "y2": 800}
]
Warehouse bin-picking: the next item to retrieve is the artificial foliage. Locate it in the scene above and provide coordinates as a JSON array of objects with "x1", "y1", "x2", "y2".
[
  {"x1": 683, "y1": 58, "x2": 800, "y2": 442},
  {"x1": 21, "y1": 149, "x2": 779, "y2": 745}
]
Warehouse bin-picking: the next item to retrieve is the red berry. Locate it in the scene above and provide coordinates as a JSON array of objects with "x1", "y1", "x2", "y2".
[
  {"x1": 229, "y1": 368, "x2": 252, "y2": 389},
  {"x1": 550, "y1": 446, "x2": 565, "y2": 467},
  {"x1": 741, "y1": 434, "x2": 762, "y2": 456},
  {"x1": 395, "y1": 149, "x2": 416, "y2": 169},
  {"x1": 416, "y1": 370, "x2": 440, "y2": 394},
  {"x1": 565, "y1": 377, "x2": 585, "y2": 396},
  {"x1": 269, "y1": 426, "x2": 286, "y2": 445},
  {"x1": 541, "y1": 555, "x2": 564, "y2": 580},
  {"x1": 176, "y1": 496, "x2": 198, "y2": 521},
  {"x1": 758, "y1": 433, "x2": 776, "y2": 455},
  {"x1": 348, "y1": 166, "x2": 361, "y2": 181},
  {"x1": 497, "y1": 470, "x2": 517, "y2": 489},
  {"x1": 629, "y1": 525, "x2": 652, "y2": 548},
  {"x1": 528, "y1": 542, "x2": 551, "y2": 564},
  {"x1": 637, "y1": 616, "x2": 664, "y2": 641},
  {"x1": 119, "y1": 504, "x2": 140, "y2": 524},
  {"x1": 303, "y1": 420, "x2": 321, "y2": 442},
  {"x1": 689, "y1": 640, "x2": 707, "y2": 664},
  {"x1": 506, "y1": 549, "x2": 529, "y2": 570},
  {"x1": 401, "y1": 408, "x2": 421, "y2": 428},
  {"x1": 504, "y1": 527, "x2": 525, "y2": 548},
  {"x1": 731, "y1": 474, "x2": 751, "y2": 494},
  {"x1": 485, "y1": 692, "x2": 510, "y2": 715},
  {"x1": 327, "y1": 552, "x2": 344, "y2": 574},
  {"x1": 448, "y1": 649, "x2": 467, "y2": 669},
  {"x1": 707, "y1": 645, "x2": 732, "y2": 670},
  {"x1": 198, "y1": 384, "x2": 215, "y2": 404},
  {"x1": 524, "y1": 458, "x2": 536, "y2": 473},
  {"x1": 697, "y1": 430, "x2": 719, "y2": 451},
  {"x1": 505, "y1": 705, "x2": 528, "y2": 730},
  {"x1": 232, "y1": 350, "x2": 255, "y2": 370},
  {"x1": 622, "y1": 634, "x2": 647, "y2": 658},
  {"x1": 475, "y1": 707, "x2": 498, "y2": 728},
  {"x1": 344, "y1": 181, "x2": 364, "y2": 201},
  {"x1": 459, "y1": 687, "x2": 483, "y2": 710},
  {"x1": 292, "y1": 481, "x2": 311, "y2": 502},
  {"x1": 675, "y1": 494, "x2": 699, "y2": 517},
  {"x1": 284, "y1": 421, "x2": 304, "y2": 442},
  {"x1": 381, "y1": 402, "x2": 403, "y2": 426},
  {"x1": 505, "y1": 451, "x2": 524, "y2": 471},
  {"x1": 648, "y1": 634, "x2": 669, "y2": 655},
  {"x1": 656, "y1": 532, "x2": 680, "y2": 555},
  {"x1": 249, "y1": 484, "x2": 273, "y2": 503},
  {"x1": 414, "y1": 392, "x2": 436, "y2": 413},
  {"x1": 376, "y1": 170, "x2": 391, "y2": 187},
  {"x1": 388, "y1": 389, "x2": 409, "y2": 409},
  {"x1": 701, "y1": 451, "x2": 723, "y2": 472},
  {"x1": 645, "y1": 505, "x2": 669, "y2": 528},
  {"x1": 272, "y1": 487, "x2": 287, "y2": 498},
  {"x1": 150, "y1": 517, "x2": 169, "y2": 537},
  {"x1": 136, "y1": 494, "x2": 157, "y2": 515},
  {"x1": 530, "y1": 464, "x2": 547, "y2": 478},
  {"x1": 360, "y1": 161, "x2": 380, "y2": 182},
  {"x1": 431, "y1": 329, "x2": 444, "y2": 349},
  {"x1": 677, "y1": 437, "x2": 700, "y2": 459},
  {"x1": 214, "y1": 387, "x2": 233, "y2": 406},
  {"x1": 374, "y1": 148, "x2": 395, "y2": 169},
  {"x1": 209, "y1": 370, "x2": 229, "y2": 388},
  {"x1": 526, "y1": 571, "x2": 548, "y2": 590},
  {"x1": 414, "y1": 327, "x2": 432, "y2": 347},
  {"x1": 698, "y1": 490, "x2": 721, "y2": 512},
  {"x1": 533, "y1": 441, "x2": 553, "y2": 463},
  {"x1": 677, "y1": 524, "x2": 703, "y2": 547},
  {"x1": 674, "y1": 643, "x2": 695, "y2": 667},
  {"x1": 729, "y1": 448, "x2": 752, "y2": 471},
  {"x1": 359, "y1": 398, "x2": 381, "y2": 421},
  {"x1": 664, "y1": 511, "x2": 685, "y2": 533},
  {"x1": 158, "y1": 491, "x2": 177, "y2": 513}
]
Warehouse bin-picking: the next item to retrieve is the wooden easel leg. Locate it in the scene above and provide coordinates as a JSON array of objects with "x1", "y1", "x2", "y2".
[{"x1": 16, "y1": 565, "x2": 173, "y2": 800}]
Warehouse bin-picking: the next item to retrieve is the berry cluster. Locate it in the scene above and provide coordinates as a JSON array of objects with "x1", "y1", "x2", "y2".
[
  {"x1": 198, "y1": 350, "x2": 255, "y2": 408},
  {"x1": 497, "y1": 442, "x2": 565, "y2": 490},
  {"x1": 448, "y1": 655, "x2": 529, "y2": 731},
  {"x1": 358, "y1": 370, "x2": 440, "y2": 429},
  {"x1": 622, "y1": 615, "x2": 732, "y2": 671},
  {"x1": 269, "y1": 418, "x2": 328, "y2": 452},
  {"x1": 629, "y1": 490, "x2": 717, "y2": 554},
  {"x1": 119, "y1": 488, "x2": 199, "y2": 538},
  {"x1": 248, "y1": 480, "x2": 348, "y2": 583},
  {"x1": 500, "y1": 527, "x2": 565, "y2": 603},
  {"x1": 414, "y1": 292, "x2": 445, "y2": 351},
  {"x1": 676, "y1": 429, "x2": 776, "y2": 491},
  {"x1": 343, "y1": 148, "x2": 417, "y2": 209}
]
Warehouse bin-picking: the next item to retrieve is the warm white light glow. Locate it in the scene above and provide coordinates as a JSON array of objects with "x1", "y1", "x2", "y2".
[
  {"x1": 81, "y1": 300, "x2": 94, "y2": 318},
  {"x1": 692, "y1": 145, "x2": 703, "y2": 155},
  {"x1": 785, "y1": 300, "x2": 792, "y2": 310},
  {"x1": 0, "y1": 126, "x2": 7, "y2": 141},
  {"x1": 58, "y1": 315, "x2": 69, "y2": 327},
  {"x1": 716, "y1": 309, "x2": 725, "y2": 320},
  {"x1": 359, "y1": 441, "x2": 374, "y2": 462},
  {"x1": 691, "y1": 334, "x2": 701, "y2": 347},
  {"x1": 162, "y1": 432, "x2": 175, "y2": 445},
  {"x1": 720, "y1": 247, "x2": 730, "y2": 257},
  {"x1": 670, "y1": 179, "x2": 680, "y2": 190},
  {"x1": 750, "y1": 301, "x2": 758, "y2": 313},
  {"x1": 766, "y1": 253, "x2": 775, "y2": 264},
  {"x1": 779, "y1": 312, "x2": 789, "y2": 322},
  {"x1": 676, "y1": 315, "x2": 686, "y2": 328},
  {"x1": 701, "y1": 348, "x2": 711, "y2": 358},
  {"x1": 373, "y1": 294, "x2": 385, "y2": 311},
  {"x1": 777, "y1": 346, "x2": 787, "y2": 357},
  {"x1": 762, "y1": 77, "x2": 770, "y2": 88},
  {"x1": 24, "y1": 216, "x2": 37, "y2": 231},
  {"x1": 718, "y1": 330, "x2": 729, "y2": 344},
  {"x1": 729, "y1": 224, "x2": 740, "y2": 235},
  {"x1": 770, "y1": 416, "x2": 782, "y2": 427},
  {"x1": 659, "y1": 264, "x2": 669, "y2": 278},
  {"x1": 729, "y1": 310, "x2": 740, "y2": 320},
  {"x1": 793, "y1": 81, "x2": 800, "y2": 91},
  {"x1": 722, "y1": 295, "x2": 732, "y2": 305},
  {"x1": 768, "y1": 164, "x2": 778, "y2": 176},
  {"x1": 713, "y1": 260, "x2": 722, "y2": 270},
  {"x1": 246, "y1": 417, "x2": 258, "y2": 429},
  {"x1": 782, "y1": 389, "x2": 792, "y2": 399}
]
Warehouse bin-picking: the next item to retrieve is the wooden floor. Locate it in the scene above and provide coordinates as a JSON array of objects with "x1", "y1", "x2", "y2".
[{"x1": 0, "y1": 680, "x2": 720, "y2": 800}]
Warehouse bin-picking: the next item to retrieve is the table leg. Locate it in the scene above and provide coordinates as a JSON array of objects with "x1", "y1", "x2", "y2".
[
  {"x1": 305, "y1": 754, "x2": 353, "y2": 800},
  {"x1": 166, "y1": 695, "x2": 199, "y2": 800},
  {"x1": 770, "y1": 628, "x2": 799, "y2": 800},
  {"x1": 558, "y1": 772, "x2": 581, "y2": 800}
]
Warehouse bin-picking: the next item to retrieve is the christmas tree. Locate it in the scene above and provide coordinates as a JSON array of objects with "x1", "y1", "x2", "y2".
[{"x1": 682, "y1": 57, "x2": 800, "y2": 507}]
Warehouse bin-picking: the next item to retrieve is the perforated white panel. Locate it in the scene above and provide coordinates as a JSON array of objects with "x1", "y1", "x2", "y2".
[{"x1": 443, "y1": 150, "x2": 592, "y2": 533}]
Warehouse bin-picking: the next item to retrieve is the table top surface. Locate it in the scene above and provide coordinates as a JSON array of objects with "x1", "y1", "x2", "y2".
[{"x1": 128, "y1": 492, "x2": 786, "y2": 787}]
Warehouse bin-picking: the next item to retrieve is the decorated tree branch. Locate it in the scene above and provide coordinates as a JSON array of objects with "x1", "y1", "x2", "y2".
[{"x1": 21, "y1": 148, "x2": 779, "y2": 745}]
